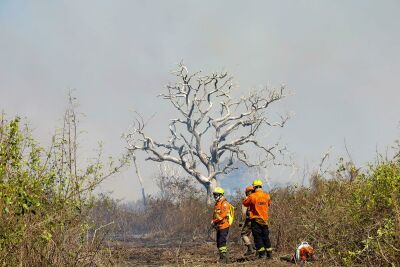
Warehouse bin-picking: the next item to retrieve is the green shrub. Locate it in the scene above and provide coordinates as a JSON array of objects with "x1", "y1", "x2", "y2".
[
  {"x1": 269, "y1": 160, "x2": 400, "y2": 266},
  {"x1": 0, "y1": 113, "x2": 127, "y2": 266}
]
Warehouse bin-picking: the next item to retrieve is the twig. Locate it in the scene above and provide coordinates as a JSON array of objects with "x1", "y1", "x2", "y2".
[
  {"x1": 91, "y1": 221, "x2": 115, "y2": 245},
  {"x1": 175, "y1": 237, "x2": 184, "y2": 265}
]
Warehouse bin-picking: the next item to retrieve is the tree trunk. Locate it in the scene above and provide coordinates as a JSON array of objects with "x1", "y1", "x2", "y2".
[
  {"x1": 141, "y1": 187, "x2": 147, "y2": 207},
  {"x1": 132, "y1": 155, "x2": 146, "y2": 207},
  {"x1": 205, "y1": 178, "x2": 217, "y2": 205}
]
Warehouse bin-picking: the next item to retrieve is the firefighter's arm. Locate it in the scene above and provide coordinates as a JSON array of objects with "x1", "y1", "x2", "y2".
[
  {"x1": 212, "y1": 212, "x2": 221, "y2": 224},
  {"x1": 212, "y1": 216, "x2": 221, "y2": 224},
  {"x1": 211, "y1": 208, "x2": 224, "y2": 224},
  {"x1": 242, "y1": 195, "x2": 251, "y2": 207},
  {"x1": 212, "y1": 203, "x2": 227, "y2": 224},
  {"x1": 219, "y1": 201, "x2": 229, "y2": 220}
]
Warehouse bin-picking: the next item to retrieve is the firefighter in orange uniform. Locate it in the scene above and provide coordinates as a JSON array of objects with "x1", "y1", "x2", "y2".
[
  {"x1": 242, "y1": 179, "x2": 272, "y2": 259},
  {"x1": 211, "y1": 187, "x2": 230, "y2": 263},
  {"x1": 296, "y1": 242, "x2": 315, "y2": 262},
  {"x1": 280, "y1": 241, "x2": 315, "y2": 263}
]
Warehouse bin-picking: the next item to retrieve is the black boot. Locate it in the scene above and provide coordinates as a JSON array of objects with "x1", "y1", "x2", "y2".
[
  {"x1": 219, "y1": 252, "x2": 228, "y2": 264},
  {"x1": 258, "y1": 250, "x2": 267, "y2": 259},
  {"x1": 266, "y1": 249, "x2": 272, "y2": 259},
  {"x1": 244, "y1": 244, "x2": 254, "y2": 256}
]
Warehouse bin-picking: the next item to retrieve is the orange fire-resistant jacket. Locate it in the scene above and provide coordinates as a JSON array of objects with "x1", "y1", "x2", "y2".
[
  {"x1": 242, "y1": 189, "x2": 271, "y2": 225},
  {"x1": 212, "y1": 196, "x2": 230, "y2": 230},
  {"x1": 299, "y1": 246, "x2": 314, "y2": 261}
]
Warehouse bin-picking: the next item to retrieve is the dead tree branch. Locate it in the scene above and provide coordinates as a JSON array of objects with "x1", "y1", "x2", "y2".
[{"x1": 125, "y1": 63, "x2": 289, "y2": 201}]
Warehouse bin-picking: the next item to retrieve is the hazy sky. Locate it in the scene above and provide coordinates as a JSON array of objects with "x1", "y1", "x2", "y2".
[{"x1": 1, "y1": 1, "x2": 399, "y2": 201}]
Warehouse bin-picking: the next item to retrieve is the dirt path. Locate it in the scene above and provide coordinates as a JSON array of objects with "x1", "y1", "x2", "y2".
[{"x1": 108, "y1": 239, "x2": 306, "y2": 266}]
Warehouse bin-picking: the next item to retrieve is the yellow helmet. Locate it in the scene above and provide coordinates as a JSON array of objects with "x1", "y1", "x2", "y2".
[
  {"x1": 252, "y1": 179, "x2": 263, "y2": 187},
  {"x1": 213, "y1": 187, "x2": 225, "y2": 194}
]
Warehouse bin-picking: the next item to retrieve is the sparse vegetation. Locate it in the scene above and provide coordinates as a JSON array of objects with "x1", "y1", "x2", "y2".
[
  {"x1": 271, "y1": 159, "x2": 400, "y2": 266},
  {"x1": 89, "y1": 153, "x2": 399, "y2": 266},
  {"x1": 0, "y1": 105, "x2": 128, "y2": 266},
  {"x1": 1, "y1": 100, "x2": 399, "y2": 266}
]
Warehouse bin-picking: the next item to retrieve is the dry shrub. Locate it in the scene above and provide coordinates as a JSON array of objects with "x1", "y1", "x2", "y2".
[
  {"x1": 0, "y1": 112, "x2": 127, "y2": 266},
  {"x1": 102, "y1": 173, "x2": 211, "y2": 241},
  {"x1": 91, "y1": 152, "x2": 400, "y2": 266},
  {"x1": 270, "y1": 161, "x2": 400, "y2": 266},
  {"x1": 93, "y1": 172, "x2": 247, "y2": 245}
]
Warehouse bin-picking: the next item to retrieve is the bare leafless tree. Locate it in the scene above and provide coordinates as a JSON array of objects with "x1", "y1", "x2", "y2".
[{"x1": 125, "y1": 63, "x2": 289, "y2": 202}]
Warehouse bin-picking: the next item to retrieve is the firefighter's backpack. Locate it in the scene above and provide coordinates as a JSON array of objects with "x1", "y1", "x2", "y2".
[{"x1": 227, "y1": 202, "x2": 235, "y2": 226}]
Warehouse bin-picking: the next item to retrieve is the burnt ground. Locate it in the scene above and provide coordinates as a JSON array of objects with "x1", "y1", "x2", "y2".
[{"x1": 107, "y1": 239, "x2": 322, "y2": 266}]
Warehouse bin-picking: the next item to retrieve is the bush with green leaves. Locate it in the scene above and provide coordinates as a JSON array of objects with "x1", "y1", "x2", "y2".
[
  {"x1": 270, "y1": 158, "x2": 400, "y2": 266},
  {"x1": 0, "y1": 111, "x2": 127, "y2": 266},
  {"x1": 344, "y1": 162, "x2": 400, "y2": 265}
]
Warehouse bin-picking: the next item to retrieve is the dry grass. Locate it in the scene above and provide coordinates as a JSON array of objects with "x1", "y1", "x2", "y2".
[{"x1": 97, "y1": 160, "x2": 400, "y2": 266}]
